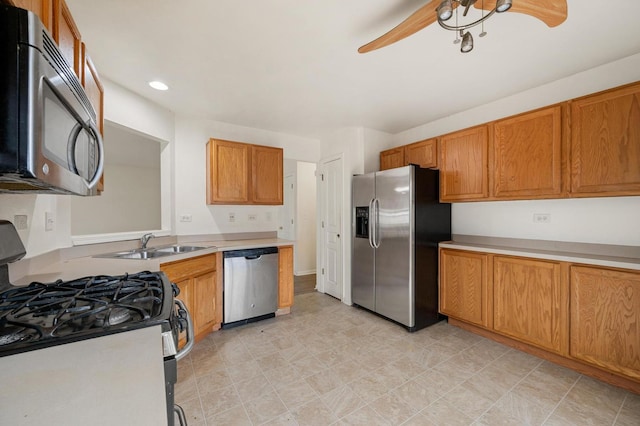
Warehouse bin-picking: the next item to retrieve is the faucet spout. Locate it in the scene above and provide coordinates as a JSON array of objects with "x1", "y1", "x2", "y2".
[{"x1": 141, "y1": 233, "x2": 155, "y2": 249}]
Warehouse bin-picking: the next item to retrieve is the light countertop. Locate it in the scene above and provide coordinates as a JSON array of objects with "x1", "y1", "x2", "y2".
[
  {"x1": 10, "y1": 236, "x2": 294, "y2": 286},
  {"x1": 440, "y1": 235, "x2": 640, "y2": 271}
]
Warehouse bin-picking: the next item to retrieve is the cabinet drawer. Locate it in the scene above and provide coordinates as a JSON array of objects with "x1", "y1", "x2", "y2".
[{"x1": 161, "y1": 253, "x2": 216, "y2": 283}]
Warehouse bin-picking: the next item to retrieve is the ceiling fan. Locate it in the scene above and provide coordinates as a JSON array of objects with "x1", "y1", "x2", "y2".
[{"x1": 358, "y1": 0, "x2": 568, "y2": 53}]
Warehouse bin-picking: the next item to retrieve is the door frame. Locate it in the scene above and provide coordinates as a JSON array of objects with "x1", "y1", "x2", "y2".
[{"x1": 317, "y1": 153, "x2": 346, "y2": 302}]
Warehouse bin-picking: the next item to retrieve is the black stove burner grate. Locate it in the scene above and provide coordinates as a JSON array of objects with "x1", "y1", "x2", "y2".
[{"x1": 0, "y1": 271, "x2": 168, "y2": 349}]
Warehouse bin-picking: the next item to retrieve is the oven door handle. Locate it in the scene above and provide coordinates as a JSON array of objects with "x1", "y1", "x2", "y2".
[{"x1": 174, "y1": 299, "x2": 194, "y2": 361}]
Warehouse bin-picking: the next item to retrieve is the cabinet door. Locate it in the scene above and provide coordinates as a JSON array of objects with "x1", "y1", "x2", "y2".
[
  {"x1": 192, "y1": 270, "x2": 217, "y2": 337},
  {"x1": 278, "y1": 245, "x2": 294, "y2": 308},
  {"x1": 439, "y1": 249, "x2": 491, "y2": 328},
  {"x1": 570, "y1": 266, "x2": 640, "y2": 380},
  {"x1": 53, "y1": 0, "x2": 81, "y2": 77},
  {"x1": 570, "y1": 83, "x2": 640, "y2": 196},
  {"x1": 405, "y1": 138, "x2": 437, "y2": 168},
  {"x1": 493, "y1": 256, "x2": 567, "y2": 354},
  {"x1": 439, "y1": 126, "x2": 489, "y2": 201},
  {"x1": 10, "y1": 0, "x2": 53, "y2": 30},
  {"x1": 493, "y1": 106, "x2": 564, "y2": 199},
  {"x1": 206, "y1": 139, "x2": 251, "y2": 204},
  {"x1": 380, "y1": 147, "x2": 405, "y2": 171},
  {"x1": 252, "y1": 145, "x2": 283, "y2": 204}
]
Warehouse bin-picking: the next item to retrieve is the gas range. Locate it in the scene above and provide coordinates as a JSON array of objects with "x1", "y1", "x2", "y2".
[
  {"x1": 0, "y1": 220, "x2": 192, "y2": 425},
  {"x1": 0, "y1": 271, "x2": 178, "y2": 357}
]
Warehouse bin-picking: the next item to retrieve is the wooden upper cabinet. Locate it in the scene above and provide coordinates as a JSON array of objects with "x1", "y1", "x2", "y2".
[
  {"x1": 380, "y1": 147, "x2": 404, "y2": 171},
  {"x1": 81, "y1": 43, "x2": 104, "y2": 133},
  {"x1": 439, "y1": 125, "x2": 489, "y2": 201},
  {"x1": 379, "y1": 139, "x2": 437, "y2": 171},
  {"x1": 570, "y1": 82, "x2": 640, "y2": 196},
  {"x1": 206, "y1": 138, "x2": 283, "y2": 205},
  {"x1": 252, "y1": 145, "x2": 283, "y2": 204},
  {"x1": 207, "y1": 139, "x2": 251, "y2": 204},
  {"x1": 439, "y1": 249, "x2": 492, "y2": 328},
  {"x1": 405, "y1": 138, "x2": 437, "y2": 168},
  {"x1": 493, "y1": 256, "x2": 567, "y2": 354},
  {"x1": 9, "y1": 0, "x2": 53, "y2": 31},
  {"x1": 492, "y1": 105, "x2": 565, "y2": 199},
  {"x1": 570, "y1": 266, "x2": 640, "y2": 380},
  {"x1": 53, "y1": 0, "x2": 81, "y2": 77}
]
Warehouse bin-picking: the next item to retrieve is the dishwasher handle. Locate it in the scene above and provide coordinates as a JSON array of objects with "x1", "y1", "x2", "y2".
[{"x1": 223, "y1": 246, "x2": 279, "y2": 259}]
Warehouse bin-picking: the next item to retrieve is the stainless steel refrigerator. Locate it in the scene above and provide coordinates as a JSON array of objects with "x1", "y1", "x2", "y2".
[{"x1": 352, "y1": 165, "x2": 451, "y2": 331}]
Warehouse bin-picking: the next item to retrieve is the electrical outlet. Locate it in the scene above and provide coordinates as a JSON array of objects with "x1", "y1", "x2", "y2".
[
  {"x1": 45, "y1": 211, "x2": 55, "y2": 231},
  {"x1": 533, "y1": 213, "x2": 551, "y2": 223},
  {"x1": 179, "y1": 214, "x2": 192, "y2": 222},
  {"x1": 228, "y1": 212, "x2": 236, "y2": 222},
  {"x1": 14, "y1": 214, "x2": 28, "y2": 230},
  {"x1": 248, "y1": 213, "x2": 257, "y2": 221}
]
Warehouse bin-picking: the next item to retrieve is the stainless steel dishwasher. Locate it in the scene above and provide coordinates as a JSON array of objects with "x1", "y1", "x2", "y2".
[{"x1": 223, "y1": 247, "x2": 279, "y2": 327}]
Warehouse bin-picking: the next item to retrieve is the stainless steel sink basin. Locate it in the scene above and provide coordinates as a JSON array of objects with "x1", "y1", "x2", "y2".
[
  {"x1": 154, "y1": 245, "x2": 207, "y2": 254},
  {"x1": 95, "y1": 245, "x2": 209, "y2": 260},
  {"x1": 109, "y1": 250, "x2": 171, "y2": 259}
]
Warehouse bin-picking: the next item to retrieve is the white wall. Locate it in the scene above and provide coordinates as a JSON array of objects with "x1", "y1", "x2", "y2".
[
  {"x1": 172, "y1": 117, "x2": 321, "y2": 236},
  {"x1": 70, "y1": 163, "x2": 161, "y2": 235},
  {"x1": 380, "y1": 53, "x2": 640, "y2": 246},
  {"x1": 295, "y1": 162, "x2": 317, "y2": 275},
  {"x1": 363, "y1": 128, "x2": 393, "y2": 174}
]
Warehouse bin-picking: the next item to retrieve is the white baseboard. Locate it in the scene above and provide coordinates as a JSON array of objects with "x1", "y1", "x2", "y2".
[{"x1": 294, "y1": 270, "x2": 316, "y2": 276}]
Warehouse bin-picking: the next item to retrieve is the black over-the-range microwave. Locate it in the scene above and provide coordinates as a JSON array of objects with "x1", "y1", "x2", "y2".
[{"x1": 0, "y1": 5, "x2": 104, "y2": 196}]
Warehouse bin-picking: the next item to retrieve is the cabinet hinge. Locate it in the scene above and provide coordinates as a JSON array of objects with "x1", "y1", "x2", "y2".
[
  {"x1": 322, "y1": 268, "x2": 325, "y2": 275},
  {"x1": 321, "y1": 221, "x2": 324, "y2": 228},
  {"x1": 321, "y1": 174, "x2": 324, "y2": 181}
]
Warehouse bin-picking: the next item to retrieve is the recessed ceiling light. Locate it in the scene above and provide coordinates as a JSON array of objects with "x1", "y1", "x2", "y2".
[{"x1": 149, "y1": 81, "x2": 169, "y2": 91}]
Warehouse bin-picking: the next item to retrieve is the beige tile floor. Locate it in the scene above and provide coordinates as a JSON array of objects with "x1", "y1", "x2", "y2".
[{"x1": 175, "y1": 292, "x2": 640, "y2": 425}]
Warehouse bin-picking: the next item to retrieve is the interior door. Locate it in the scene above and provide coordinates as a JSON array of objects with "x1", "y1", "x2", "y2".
[{"x1": 321, "y1": 157, "x2": 343, "y2": 300}]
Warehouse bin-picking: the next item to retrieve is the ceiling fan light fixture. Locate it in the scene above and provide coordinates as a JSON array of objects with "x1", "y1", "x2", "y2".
[
  {"x1": 437, "y1": 0, "x2": 454, "y2": 21},
  {"x1": 460, "y1": 31, "x2": 474, "y2": 52},
  {"x1": 496, "y1": 0, "x2": 513, "y2": 13}
]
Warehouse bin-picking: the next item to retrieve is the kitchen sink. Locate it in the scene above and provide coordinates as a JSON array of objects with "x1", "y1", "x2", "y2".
[
  {"x1": 154, "y1": 245, "x2": 207, "y2": 254},
  {"x1": 95, "y1": 245, "x2": 210, "y2": 260}
]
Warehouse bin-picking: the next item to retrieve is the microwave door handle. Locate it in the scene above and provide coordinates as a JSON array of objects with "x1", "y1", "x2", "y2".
[
  {"x1": 68, "y1": 122, "x2": 104, "y2": 189},
  {"x1": 67, "y1": 123, "x2": 83, "y2": 174},
  {"x1": 85, "y1": 121, "x2": 104, "y2": 190}
]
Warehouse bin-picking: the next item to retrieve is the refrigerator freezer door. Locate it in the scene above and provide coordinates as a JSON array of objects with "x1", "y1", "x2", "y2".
[
  {"x1": 352, "y1": 173, "x2": 375, "y2": 311},
  {"x1": 374, "y1": 166, "x2": 414, "y2": 327}
]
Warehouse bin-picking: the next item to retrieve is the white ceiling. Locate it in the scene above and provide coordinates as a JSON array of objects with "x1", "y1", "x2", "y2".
[{"x1": 66, "y1": 0, "x2": 640, "y2": 140}]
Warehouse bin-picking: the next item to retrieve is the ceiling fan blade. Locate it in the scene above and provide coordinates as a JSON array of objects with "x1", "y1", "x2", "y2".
[
  {"x1": 358, "y1": 0, "x2": 451, "y2": 54},
  {"x1": 474, "y1": 0, "x2": 567, "y2": 27}
]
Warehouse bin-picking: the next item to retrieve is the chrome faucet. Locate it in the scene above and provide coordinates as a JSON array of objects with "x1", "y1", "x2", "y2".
[{"x1": 140, "y1": 233, "x2": 155, "y2": 249}]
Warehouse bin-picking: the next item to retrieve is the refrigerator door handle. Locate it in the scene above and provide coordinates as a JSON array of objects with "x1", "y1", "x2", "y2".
[
  {"x1": 372, "y1": 198, "x2": 381, "y2": 248},
  {"x1": 368, "y1": 198, "x2": 375, "y2": 248}
]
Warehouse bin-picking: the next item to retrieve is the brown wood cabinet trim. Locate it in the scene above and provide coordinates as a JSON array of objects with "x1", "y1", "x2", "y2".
[{"x1": 53, "y1": 0, "x2": 82, "y2": 77}]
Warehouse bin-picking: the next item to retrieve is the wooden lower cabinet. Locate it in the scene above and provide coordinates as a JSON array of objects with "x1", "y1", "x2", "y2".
[
  {"x1": 440, "y1": 248, "x2": 640, "y2": 393},
  {"x1": 278, "y1": 245, "x2": 294, "y2": 309},
  {"x1": 493, "y1": 256, "x2": 567, "y2": 354},
  {"x1": 570, "y1": 266, "x2": 640, "y2": 381},
  {"x1": 161, "y1": 253, "x2": 219, "y2": 342},
  {"x1": 439, "y1": 249, "x2": 492, "y2": 328}
]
